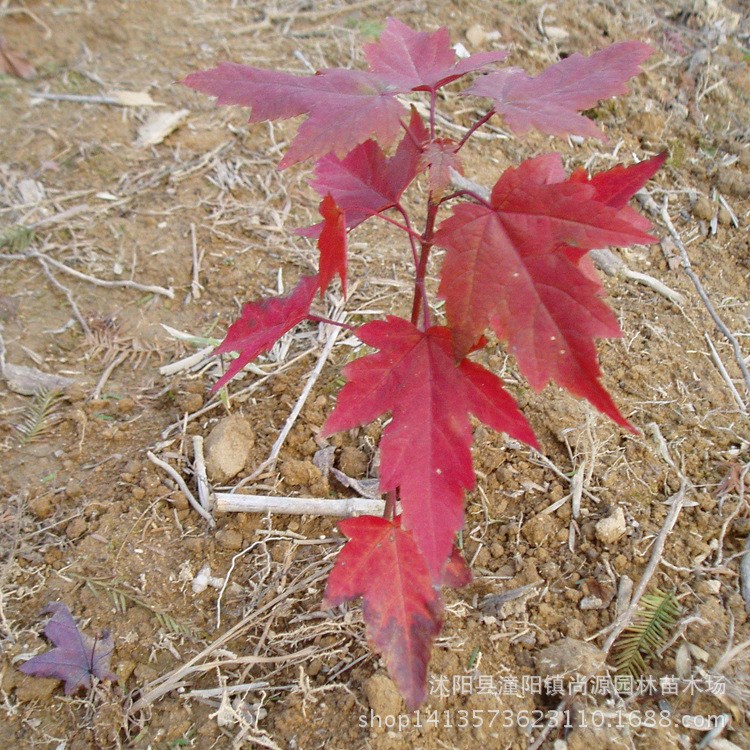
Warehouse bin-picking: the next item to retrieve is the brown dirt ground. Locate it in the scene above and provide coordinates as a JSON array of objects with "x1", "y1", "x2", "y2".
[{"x1": 1, "y1": 1, "x2": 750, "y2": 748}]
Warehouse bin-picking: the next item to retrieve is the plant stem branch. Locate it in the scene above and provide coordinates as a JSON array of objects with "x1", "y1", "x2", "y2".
[
  {"x1": 411, "y1": 200, "x2": 439, "y2": 330},
  {"x1": 383, "y1": 491, "x2": 397, "y2": 521},
  {"x1": 374, "y1": 210, "x2": 424, "y2": 243},
  {"x1": 439, "y1": 188, "x2": 493, "y2": 210},
  {"x1": 429, "y1": 89, "x2": 437, "y2": 140},
  {"x1": 395, "y1": 204, "x2": 422, "y2": 270},
  {"x1": 192, "y1": 436, "x2": 213, "y2": 512},
  {"x1": 306, "y1": 314, "x2": 354, "y2": 331},
  {"x1": 456, "y1": 109, "x2": 496, "y2": 151},
  {"x1": 146, "y1": 451, "x2": 216, "y2": 528}
]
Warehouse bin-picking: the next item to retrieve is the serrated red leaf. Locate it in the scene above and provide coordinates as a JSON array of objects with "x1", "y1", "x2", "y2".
[
  {"x1": 183, "y1": 19, "x2": 506, "y2": 169},
  {"x1": 317, "y1": 195, "x2": 347, "y2": 296},
  {"x1": 363, "y1": 17, "x2": 506, "y2": 92},
  {"x1": 565, "y1": 152, "x2": 667, "y2": 255},
  {"x1": 19, "y1": 602, "x2": 116, "y2": 695},
  {"x1": 299, "y1": 109, "x2": 427, "y2": 236},
  {"x1": 212, "y1": 275, "x2": 318, "y2": 392},
  {"x1": 570, "y1": 152, "x2": 666, "y2": 209},
  {"x1": 435, "y1": 154, "x2": 662, "y2": 427},
  {"x1": 468, "y1": 41, "x2": 653, "y2": 139},
  {"x1": 323, "y1": 515, "x2": 443, "y2": 709},
  {"x1": 322, "y1": 317, "x2": 536, "y2": 579},
  {"x1": 420, "y1": 139, "x2": 462, "y2": 196},
  {"x1": 183, "y1": 65, "x2": 406, "y2": 168}
]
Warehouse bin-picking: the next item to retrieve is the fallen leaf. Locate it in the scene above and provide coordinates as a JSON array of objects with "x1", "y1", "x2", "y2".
[
  {"x1": 136, "y1": 109, "x2": 189, "y2": 147},
  {"x1": 110, "y1": 90, "x2": 162, "y2": 107},
  {"x1": 0, "y1": 36, "x2": 35, "y2": 80},
  {"x1": 19, "y1": 602, "x2": 116, "y2": 694}
]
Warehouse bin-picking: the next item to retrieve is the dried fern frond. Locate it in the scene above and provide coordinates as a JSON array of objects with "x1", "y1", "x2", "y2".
[
  {"x1": 613, "y1": 589, "x2": 681, "y2": 677},
  {"x1": 15, "y1": 388, "x2": 64, "y2": 446},
  {"x1": 85, "y1": 315, "x2": 173, "y2": 369}
]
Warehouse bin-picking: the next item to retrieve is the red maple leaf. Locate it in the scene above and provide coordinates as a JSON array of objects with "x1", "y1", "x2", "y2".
[
  {"x1": 569, "y1": 152, "x2": 667, "y2": 223},
  {"x1": 420, "y1": 138, "x2": 462, "y2": 197},
  {"x1": 19, "y1": 602, "x2": 116, "y2": 695},
  {"x1": 317, "y1": 195, "x2": 347, "y2": 296},
  {"x1": 363, "y1": 17, "x2": 506, "y2": 92},
  {"x1": 559, "y1": 151, "x2": 667, "y2": 270},
  {"x1": 434, "y1": 154, "x2": 661, "y2": 427},
  {"x1": 183, "y1": 65, "x2": 406, "y2": 168},
  {"x1": 467, "y1": 42, "x2": 653, "y2": 139},
  {"x1": 323, "y1": 515, "x2": 444, "y2": 709},
  {"x1": 183, "y1": 19, "x2": 506, "y2": 169},
  {"x1": 299, "y1": 109, "x2": 427, "y2": 236},
  {"x1": 322, "y1": 317, "x2": 537, "y2": 579},
  {"x1": 212, "y1": 275, "x2": 318, "y2": 391}
]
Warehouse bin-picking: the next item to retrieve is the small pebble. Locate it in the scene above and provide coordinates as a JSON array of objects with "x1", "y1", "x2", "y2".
[
  {"x1": 466, "y1": 23, "x2": 487, "y2": 47},
  {"x1": 204, "y1": 415, "x2": 255, "y2": 482},
  {"x1": 595, "y1": 507, "x2": 627, "y2": 544}
]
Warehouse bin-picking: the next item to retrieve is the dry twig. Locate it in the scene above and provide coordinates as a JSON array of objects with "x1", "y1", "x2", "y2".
[
  {"x1": 146, "y1": 450, "x2": 216, "y2": 528},
  {"x1": 660, "y1": 198, "x2": 750, "y2": 404},
  {"x1": 600, "y1": 482, "x2": 688, "y2": 653},
  {"x1": 192, "y1": 436, "x2": 213, "y2": 512},
  {"x1": 215, "y1": 493, "x2": 385, "y2": 517}
]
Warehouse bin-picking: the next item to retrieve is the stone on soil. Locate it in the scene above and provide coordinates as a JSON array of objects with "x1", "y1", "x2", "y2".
[
  {"x1": 204, "y1": 415, "x2": 255, "y2": 483},
  {"x1": 595, "y1": 506, "x2": 627, "y2": 544}
]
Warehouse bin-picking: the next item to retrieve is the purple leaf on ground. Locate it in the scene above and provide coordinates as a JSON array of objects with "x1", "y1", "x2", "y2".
[{"x1": 19, "y1": 602, "x2": 117, "y2": 694}]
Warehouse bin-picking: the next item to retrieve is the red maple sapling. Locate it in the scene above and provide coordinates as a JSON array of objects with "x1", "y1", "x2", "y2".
[{"x1": 184, "y1": 18, "x2": 665, "y2": 709}]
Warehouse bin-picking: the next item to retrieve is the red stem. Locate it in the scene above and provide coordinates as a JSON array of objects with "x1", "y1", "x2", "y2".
[
  {"x1": 383, "y1": 490, "x2": 397, "y2": 521},
  {"x1": 429, "y1": 89, "x2": 437, "y2": 140},
  {"x1": 410, "y1": 199, "x2": 439, "y2": 330},
  {"x1": 375, "y1": 210, "x2": 424, "y2": 245},
  {"x1": 307, "y1": 314, "x2": 355, "y2": 330},
  {"x1": 439, "y1": 189, "x2": 493, "y2": 210},
  {"x1": 456, "y1": 109, "x2": 496, "y2": 151},
  {"x1": 395, "y1": 204, "x2": 421, "y2": 269}
]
